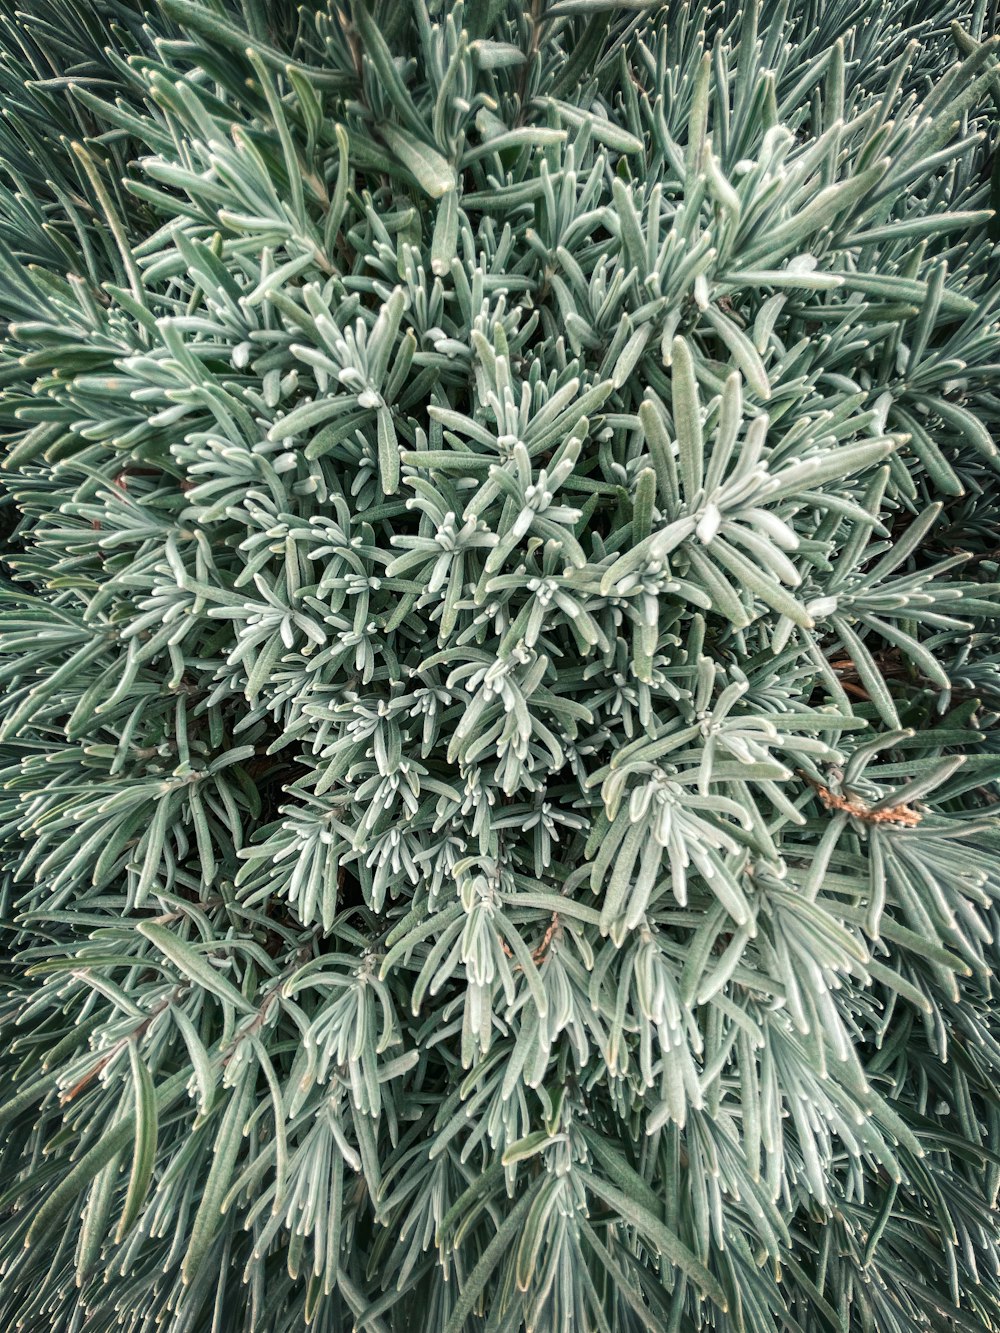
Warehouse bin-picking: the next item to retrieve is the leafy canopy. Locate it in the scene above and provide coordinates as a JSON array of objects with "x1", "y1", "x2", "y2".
[{"x1": 1, "y1": 1, "x2": 1000, "y2": 1331}]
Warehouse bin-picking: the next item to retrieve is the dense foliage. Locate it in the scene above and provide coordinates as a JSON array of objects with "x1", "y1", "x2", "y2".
[{"x1": 1, "y1": 1, "x2": 1000, "y2": 1329}]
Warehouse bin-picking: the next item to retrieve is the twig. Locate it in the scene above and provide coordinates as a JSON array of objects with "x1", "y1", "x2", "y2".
[{"x1": 801, "y1": 772, "x2": 921, "y2": 827}]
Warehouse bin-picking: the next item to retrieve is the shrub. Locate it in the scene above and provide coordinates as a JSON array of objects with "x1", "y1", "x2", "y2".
[{"x1": 1, "y1": 2, "x2": 1000, "y2": 1330}]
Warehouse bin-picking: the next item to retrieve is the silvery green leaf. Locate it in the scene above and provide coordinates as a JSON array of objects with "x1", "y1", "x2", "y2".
[{"x1": 381, "y1": 126, "x2": 456, "y2": 198}]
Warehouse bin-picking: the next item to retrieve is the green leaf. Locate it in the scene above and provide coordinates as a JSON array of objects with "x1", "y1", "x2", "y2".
[
  {"x1": 381, "y1": 126, "x2": 456, "y2": 198},
  {"x1": 26, "y1": 1120, "x2": 134, "y2": 1250},
  {"x1": 440, "y1": 1187, "x2": 537, "y2": 1333},
  {"x1": 137, "y1": 923, "x2": 255, "y2": 1015},
  {"x1": 502, "y1": 1130, "x2": 557, "y2": 1165},
  {"x1": 431, "y1": 189, "x2": 459, "y2": 276},
  {"x1": 584, "y1": 1173, "x2": 728, "y2": 1310},
  {"x1": 182, "y1": 1068, "x2": 254, "y2": 1283},
  {"x1": 670, "y1": 336, "x2": 703, "y2": 498},
  {"x1": 115, "y1": 1044, "x2": 158, "y2": 1241}
]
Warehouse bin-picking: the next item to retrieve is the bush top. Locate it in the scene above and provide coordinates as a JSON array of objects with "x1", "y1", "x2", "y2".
[{"x1": 1, "y1": 3, "x2": 1000, "y2": 1332}]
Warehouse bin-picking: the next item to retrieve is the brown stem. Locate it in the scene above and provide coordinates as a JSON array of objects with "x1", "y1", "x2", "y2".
[{"x1": 800, "y1": 772, "x2": 921, "y2": 827}]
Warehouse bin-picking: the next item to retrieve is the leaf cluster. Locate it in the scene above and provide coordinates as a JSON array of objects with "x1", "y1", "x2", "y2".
[{"x1": 1, "y1": 2, "x2": 1000, "y2": 1331}]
